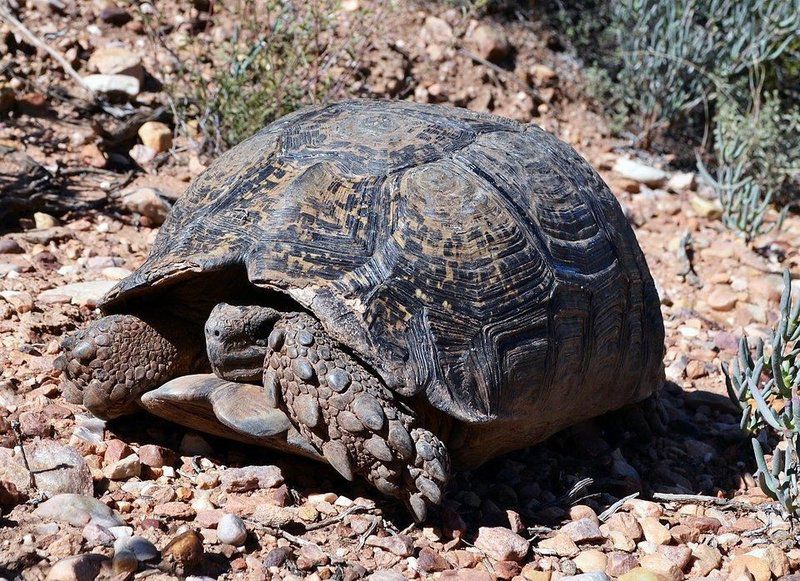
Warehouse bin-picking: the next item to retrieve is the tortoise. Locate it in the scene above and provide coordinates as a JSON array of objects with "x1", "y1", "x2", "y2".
[{"x1": 56, "y1": 100, "x2": 664, "y2": 520}]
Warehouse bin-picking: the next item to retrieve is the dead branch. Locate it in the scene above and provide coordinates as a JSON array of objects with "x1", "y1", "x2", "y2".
[{"x1": 0, "y1": 3, "x2": 95, "y2": 98}]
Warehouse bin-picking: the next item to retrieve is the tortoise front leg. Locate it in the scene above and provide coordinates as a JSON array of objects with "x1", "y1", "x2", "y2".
[
  {"x1": 264, "y1": 311, "x2": 450, "y2": 521},
  {"x1": 56, "y1": 314, "x2": 207, "y2": 419}
]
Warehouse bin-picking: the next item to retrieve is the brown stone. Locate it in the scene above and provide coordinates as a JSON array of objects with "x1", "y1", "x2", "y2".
[
  {"x1": 569, "y1": 504, "x2": 600, "y2": 524},
  {"x1": 689, "y1": 544, "x2": 722, "y2": 577},
  {"x1": 639, "y1": 517, "x2": 671, "y2": 545},
  {"x1": 560, "y1": 518, "x2": 605, "y2": 543},
  {"x1": 669, "y1": 524, "x2": 699, "y2": 544},
  {"x1": 138, "y1": 121, "x2": 172, "y2": 153},
  {"x1": 296, "y1": 543, "x2": 329, "y2": 570},
  {"x1": 607, "y1": 552, "x2": 639, "y2": 577},
  {"x1": 153, "y1": 501, "x2": 196, "y2": 519},
  {"x1": 137, "y1": 444, "x2": 174, "y2": 467},
  {"x1": 537, "y1": 533, "x2": 578, "y2": 557},
  {"x1": 474, "y1": 526, "x2": 529, "y2": 562},
  {"x1": 417, "y1": 547, "x2": 451, "y2": 573},
  {"x1": 707, "y1": 286, "x2": 738, "y2": 311},
  {"x1": 730, "y1": 555, "x2": 771, "y2": 581},
  {"x1": 657, "y1": 545, "x2": 692, "y2": 570},
  {"x1": 606, "y1": 512, "x2": 644, "y2": 541},
  {"x1": 639, "y1": 554, "x2": 682, "y2": 581}
]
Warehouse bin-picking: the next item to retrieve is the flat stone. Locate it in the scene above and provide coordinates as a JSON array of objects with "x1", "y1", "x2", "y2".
[
  {"x1": 45, "y1": 554, "x2": 109, "y2": 581},
  {"x1": 537, "y1": 533, "x2": 578, "y2": 557},
  {"x1": 34, "y1": 494, "x2": 124, "y2": 528},
  {"x1": 474, "y1": 526, "x2": 529, "y2": 562},
  {"x1": 618, "y1": 566, "x2": 667, "y2": 581},
  {"x1": 730, "y1": 555, "x2": 771, "y2": 581},
  {"x1": 38, "y1": 281, "x2": 116, "y2": 307},
  {"x1": 561, "y1": 518, "x2": 605, "y2": 544},
  {"x1": 103, "y1": 453, "x2": 140, "y2": 480},
  {"x1": 220, "y1": 465, "x2": 283, "y2": 492},
  {"x1": 83, "y1": 73, "x2": 140, "y2": 96},
  {"x1": 120, "y1": 188, "x2": 172, "y2": 225},
  {"x1": 606, "y1": 552, "x2": 639, "y2": 576},
  {"x1": 1, "y1": 442, "x2": 92, "y2": 496},
  {"x1": 707, "y1": 286, "x2": 738, "y2": 311},
  {"x1": 88, "y1": 47, "x2": 144, "y2": 82},
  {"x1": 639, "y1": 554, "x2": 681, "y2": 581},
  {"x1": 365, "y1": 534, "x2": 414, "y2": 557},
  {"x1": 153, "y1": 501, "x2": 196, "y2": 519},
  {"x1": 574, "y1": 549, "x2": 607, "y2": 573},
  {"x1": 613, "y1": 158, "x2": 668, "y2": 186},
  {"x1": 639, "y1": 517, "x2": 671, "y2": 545},
  {"x1": 682, "y1": 515, "x2": 721, "y2": 534}
]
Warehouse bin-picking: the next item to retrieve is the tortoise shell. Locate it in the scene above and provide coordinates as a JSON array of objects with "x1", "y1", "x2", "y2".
[{"x1": 104, "y1": 100, "x2": 664, "y2": 452}]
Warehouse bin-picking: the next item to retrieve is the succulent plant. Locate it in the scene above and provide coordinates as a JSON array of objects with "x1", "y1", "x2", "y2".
[{"x1": 724, "y1": 270, "x2": 800, "y2": 515}]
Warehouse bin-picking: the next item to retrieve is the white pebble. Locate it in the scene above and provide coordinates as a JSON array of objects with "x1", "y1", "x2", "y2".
[{"x1": 217, "y1": 513, "x2": 247, "y2": 546}]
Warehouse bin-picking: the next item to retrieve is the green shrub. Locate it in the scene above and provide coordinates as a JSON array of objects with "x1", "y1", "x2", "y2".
[
  {"x1": 548, "y1": 0, "x2": 800, "y2": 238},
  {"x1": 724, "y1": 271, "x2": 800, "y2": 515},
  {"x1": 144, "y1": 1, "x2": 351, "y2": 155}
]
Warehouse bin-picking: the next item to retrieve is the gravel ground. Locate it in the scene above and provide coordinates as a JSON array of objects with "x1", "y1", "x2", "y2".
[{"x1": 1, "y1": 1, "x2": 799, "y2": 579}]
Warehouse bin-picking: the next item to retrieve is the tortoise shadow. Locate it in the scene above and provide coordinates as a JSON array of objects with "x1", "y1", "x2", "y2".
[
  {"x1": 447, "y1": 379, "x2": 754, "y2": 530},
  {"x1": 106, "y1": 378, "x2": 754, "y2": 533}
]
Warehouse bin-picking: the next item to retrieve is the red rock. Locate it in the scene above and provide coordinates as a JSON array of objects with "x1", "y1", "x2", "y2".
[
  {"x1": 139, "y1": 518, "x2": 162, "y2": 531},
  {"x1": 606, "y1": 513, "x2": 643, "y2": 541},
  {"x1": 669, "y1": 524, "x2": 699, "y2": 544},
  {"x1": 441, "y1": 569, "x2": 493, "y2": 581},
  {"x1": 683, "y1": 515, "x2": 722, "y2": 534},
  {"x1": 658, "y1": 545, "x2": 692, "y2": 570},
  {"x1": 730, "y1": 517, "x2": 762, "y2": 533},
  {"x1": 137, "y1": 445, "x2": 174, "y2": 468},
  {"x1": 607, "y1": 552, "x2": 639, "y2": 576},
  {"x1": 296, "y1": 543, "x2": 329, "y2": 569},
  {"x1": 366, "y1": 534, "x2": 414, "y2": 557},
  {"x1": 560, "y1": 518, "x2": 605, "y2": 544},
  {"x1": 19, "y1": 411, "x2": 53, "y2": 438},
  {"x1": 494, "y1": 560, "x2": 521, "y2": 579},
  {"x1": 220, "y1": 465, "x2": 283, "y2": 492},
  {"x1": 103, "y1": 440, "x2": 132, "y2": 465},
  {"x1": 417, "y1": 547, "x2": 451, "y2": 572},
  {"x1": 195, "y1": 509, "x2": 224, "y2": 528},
  {"x1": 153, "y1": 502, "x2": 195, "y2": 519},
  {"x1": 474, "y1": 527, "x2": 529, "y2": 562}
]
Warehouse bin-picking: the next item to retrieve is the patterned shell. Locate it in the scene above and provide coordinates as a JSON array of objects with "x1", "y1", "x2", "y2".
[{"x1": 104, "y1": 100, "x2": 664, "y2": 429}]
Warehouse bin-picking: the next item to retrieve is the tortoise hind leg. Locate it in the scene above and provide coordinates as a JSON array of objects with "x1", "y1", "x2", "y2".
[{"x1": 265, "y1": 312, "x2": 450, "y2": 521}]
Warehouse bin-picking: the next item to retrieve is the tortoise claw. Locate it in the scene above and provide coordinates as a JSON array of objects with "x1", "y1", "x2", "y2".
[{"x1": 140, "y1": 374, "x2": 292, "y2": 445}]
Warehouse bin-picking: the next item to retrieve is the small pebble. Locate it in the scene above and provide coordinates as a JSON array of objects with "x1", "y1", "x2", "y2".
[{"x1": 217, "y1": 513, "x2": 248, "y2": 546}]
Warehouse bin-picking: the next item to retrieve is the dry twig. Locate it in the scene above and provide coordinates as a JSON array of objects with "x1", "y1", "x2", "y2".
[{"x1": 0, "y1": 3, "x2": 95, "y2": 98}]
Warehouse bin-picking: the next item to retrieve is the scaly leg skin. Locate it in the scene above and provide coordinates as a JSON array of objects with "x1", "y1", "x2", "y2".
[
  {"x1": 56, "y1": 314, "x2": 206, "y2": 419},
  {"x1": 263, "y1": 312, "x2": 450, "y2": 521}
]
